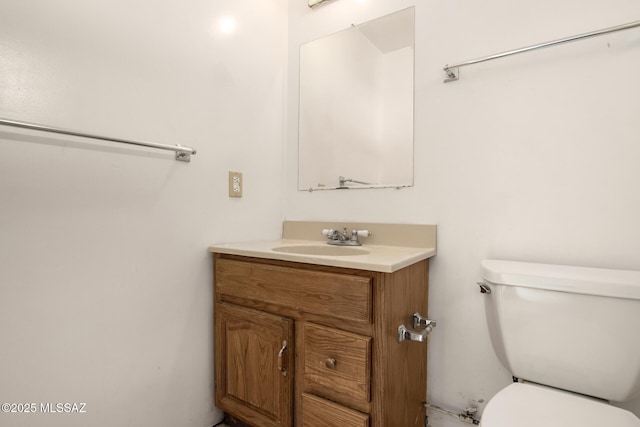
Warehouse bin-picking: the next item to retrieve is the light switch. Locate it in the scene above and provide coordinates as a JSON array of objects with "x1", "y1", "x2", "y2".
[{"x1": 229, "y1": 171, "x2": 243, "y2": 198}]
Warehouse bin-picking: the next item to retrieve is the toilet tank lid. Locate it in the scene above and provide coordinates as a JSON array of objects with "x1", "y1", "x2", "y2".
[{"x1": 481, "y1": 260, "x2": 640, "y2": 300}]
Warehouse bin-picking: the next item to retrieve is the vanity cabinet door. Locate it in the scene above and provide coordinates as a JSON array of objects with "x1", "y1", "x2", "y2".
[{"x1": 215, "y1": 303, "x2": 294, "y2": 427}]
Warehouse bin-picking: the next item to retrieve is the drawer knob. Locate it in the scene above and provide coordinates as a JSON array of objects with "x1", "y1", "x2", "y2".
[{"x1": 324, "y1": 358, "x2": 336, "y2": 369}]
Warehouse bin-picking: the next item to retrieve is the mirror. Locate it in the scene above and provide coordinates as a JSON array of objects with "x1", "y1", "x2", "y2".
[{"x1": 298, "y1": 7, "x2": 414, "y2": 191}]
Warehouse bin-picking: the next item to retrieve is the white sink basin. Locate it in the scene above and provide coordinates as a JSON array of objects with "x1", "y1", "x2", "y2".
[{"x1": 272, "y1": 245, "x2": 369, "y2": 256}]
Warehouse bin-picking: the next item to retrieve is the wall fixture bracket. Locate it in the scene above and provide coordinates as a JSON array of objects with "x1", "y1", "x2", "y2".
[
  {"x1": 443, "y1": 66, "x2": 459, "y2": 83},
  {"x1": 175, "y1": 146, "x2": 192, "y2": 162}
]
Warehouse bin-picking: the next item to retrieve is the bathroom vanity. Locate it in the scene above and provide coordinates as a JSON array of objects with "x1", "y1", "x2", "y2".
[{"x1": 209, "y1": 222, "x2": 436, "y2": 427}]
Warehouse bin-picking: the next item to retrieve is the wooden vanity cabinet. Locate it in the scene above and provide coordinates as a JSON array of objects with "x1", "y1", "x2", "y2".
[{"x1": 213, "y1": 253, "x2": 430, "y2": 427}]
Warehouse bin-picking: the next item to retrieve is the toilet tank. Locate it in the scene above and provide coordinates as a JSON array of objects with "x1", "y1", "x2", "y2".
[{"x1": 481, "y1": 260, "x2": 640, "y2": 402}]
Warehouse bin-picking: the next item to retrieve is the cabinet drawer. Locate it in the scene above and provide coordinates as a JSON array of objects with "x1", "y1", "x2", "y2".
[
  {"x1": 304, "y1": 323, "x2": 371, "y2": 404},
  {"x1": 301, "y1": 393, "x2": 369, "y2": 427},
  {"x1": 215, "y1": 258, "x2": 372, "y2": 323}
]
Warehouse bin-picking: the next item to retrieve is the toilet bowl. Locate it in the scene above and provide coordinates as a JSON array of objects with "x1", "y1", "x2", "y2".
[
  {"x1": 481, "y1": 383, "x2": 639, "y2": 427},
  {"x1": 479, "y1": 260, "x2": 640, "y2": 427}
]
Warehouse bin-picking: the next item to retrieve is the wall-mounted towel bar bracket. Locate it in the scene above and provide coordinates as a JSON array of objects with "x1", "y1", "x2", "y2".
[
  {"x1": 174, "y1": 147, "x2": 193, "y2": 162},
  {"x1": 0, "y1": 117, "x2": 197, "y2": 162},
  {"x1": 443, "y1": 67, "x2": 459, "y2": 83},
  {"x1": 443, "y1": 20, "x2": 640, "y2": 83}
]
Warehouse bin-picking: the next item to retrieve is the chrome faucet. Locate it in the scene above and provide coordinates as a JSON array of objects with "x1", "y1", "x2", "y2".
[{"x1": 322, "y1": 228, "x2": 371, "y2": 246}]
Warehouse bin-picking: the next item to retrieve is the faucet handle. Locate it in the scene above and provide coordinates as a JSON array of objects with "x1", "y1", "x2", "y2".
[{"x1": 321, "y1": 229, "x2": 335, "y2": 236}]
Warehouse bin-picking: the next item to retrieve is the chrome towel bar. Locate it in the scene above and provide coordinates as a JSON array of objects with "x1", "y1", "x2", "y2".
[
  {"x1": 0, "y1": 117, "x2": 197, "y2": 162},
  {"x1": 443, "y1": 20, "x2": 640, "y2": 82}
]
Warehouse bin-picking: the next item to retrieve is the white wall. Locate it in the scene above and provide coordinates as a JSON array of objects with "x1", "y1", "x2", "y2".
[
  {"x1": 0, "y1": 1, "x2": 286, "y2": 426},
  {"x1": 286, "y1": 0, "x2": 640, "y2": 425}
]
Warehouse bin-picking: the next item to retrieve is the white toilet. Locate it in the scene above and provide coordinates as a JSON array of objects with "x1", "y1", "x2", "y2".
[{"x1": 479, "y1": 260, "x2": 640, "y2": 426}]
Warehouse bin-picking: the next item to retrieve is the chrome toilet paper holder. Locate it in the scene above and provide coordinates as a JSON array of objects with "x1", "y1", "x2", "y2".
[{"x1": 398, "y1": 312, "x2": 437, "y2": 343}]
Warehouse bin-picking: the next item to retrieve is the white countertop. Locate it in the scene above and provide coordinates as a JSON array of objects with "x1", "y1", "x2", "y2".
[{"x1": 208, "y1": 239, "x2": 436, "y2": 273}]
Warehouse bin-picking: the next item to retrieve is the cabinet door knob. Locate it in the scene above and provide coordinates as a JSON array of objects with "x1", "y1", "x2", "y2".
[
  {"x1": 324, "y1": 358, "x2": 336, "y2": 369},
  {"x1": 277, "y1": 340, "x2": 288, "y2": 377}
]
